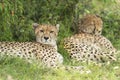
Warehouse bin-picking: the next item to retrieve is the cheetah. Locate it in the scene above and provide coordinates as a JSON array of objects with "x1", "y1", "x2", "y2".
[
  {"x1": 0, "y1": 23, "x2": 62, "y2": 68},
  {"x1": 0, "y1": 23, "x2": 88, "y2": 73},
  {"x1": 76, "y1": 14, "x2": 103, "y2": 35},
  {"x1": 63, "y1": 33, "x2": 117, "y2": 63}
]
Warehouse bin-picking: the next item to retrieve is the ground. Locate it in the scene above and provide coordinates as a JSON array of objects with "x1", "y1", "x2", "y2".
[{"x1": 0, "y1": 51, "x2": 120, "y2": 80}]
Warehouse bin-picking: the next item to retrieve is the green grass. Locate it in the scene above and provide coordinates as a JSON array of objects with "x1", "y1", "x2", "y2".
[{"x1": 0, "y1": 51, "x2": 120, "y2": 80}]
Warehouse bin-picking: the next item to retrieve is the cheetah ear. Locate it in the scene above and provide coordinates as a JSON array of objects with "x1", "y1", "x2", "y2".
[
  {"x1": 33, "y1": 23, "x2": 39, "y2": 29},
  {"x1": 56, "y1": 24, "x2": 60, "y2": 31}
]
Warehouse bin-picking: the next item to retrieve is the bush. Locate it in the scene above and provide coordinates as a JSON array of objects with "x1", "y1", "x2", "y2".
[{"x1": 0, "y1": 0, "x2": 120, "y2": 49}]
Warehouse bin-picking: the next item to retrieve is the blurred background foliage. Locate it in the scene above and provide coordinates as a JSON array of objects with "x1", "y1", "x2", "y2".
[{"x1": 0, "y1": 0, "x2": 120, "y2": 49}]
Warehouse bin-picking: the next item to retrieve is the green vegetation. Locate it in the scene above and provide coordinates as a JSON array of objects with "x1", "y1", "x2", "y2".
[
  {"x1": 0, "y1": 56, "x2": 120, "y2": 80},
  {"x1": 0, "y1": 0, "x2": 120, "y2": 80}
]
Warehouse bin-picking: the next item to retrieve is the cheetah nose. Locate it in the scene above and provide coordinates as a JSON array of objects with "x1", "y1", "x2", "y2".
[{"x1": 44, "y1": 37, "x2": 49, "y2": 40}]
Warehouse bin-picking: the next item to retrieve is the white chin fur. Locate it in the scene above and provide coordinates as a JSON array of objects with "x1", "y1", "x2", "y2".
[
  {"x1": 36, "y1": 39, "x2": 57, "y2": 48},
  {"x1": 36, "y1": 36, "x2": 57, "y2": 50}
]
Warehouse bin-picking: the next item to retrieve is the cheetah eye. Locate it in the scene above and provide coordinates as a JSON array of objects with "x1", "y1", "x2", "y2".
[
  {"x1": 50, "y1": 31, "x2": 54, "y2": 33},
  {"x1": 40, "y1": 30, "x2": 44, "y2": 32}
]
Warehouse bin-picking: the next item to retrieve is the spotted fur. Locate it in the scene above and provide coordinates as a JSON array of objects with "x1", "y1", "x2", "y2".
[{"x1": 63, "y1": 33, "x2": 117, "y2": 63}]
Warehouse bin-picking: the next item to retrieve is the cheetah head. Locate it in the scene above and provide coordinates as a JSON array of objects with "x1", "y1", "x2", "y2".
[
  {"x1": 78, "y1": 14, "x2": 103, "y2": 35},
  {"x1": 33, "y1": 23, "x2": 59, "y2": 49}
]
